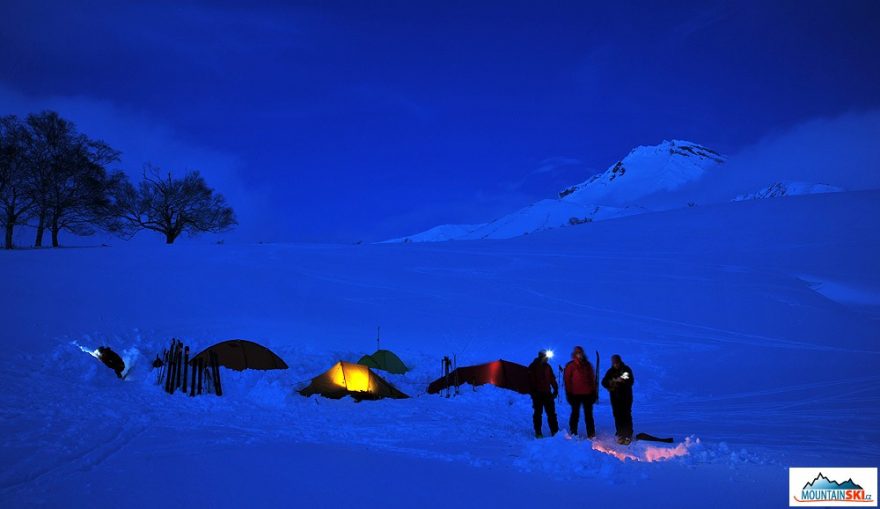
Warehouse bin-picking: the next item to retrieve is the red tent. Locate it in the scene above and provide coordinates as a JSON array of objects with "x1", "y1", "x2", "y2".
[{"x1": 427, "y1": 359, "x2": 530, "y2": 395}]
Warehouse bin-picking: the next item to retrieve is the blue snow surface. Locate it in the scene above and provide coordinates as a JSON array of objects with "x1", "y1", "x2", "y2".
[{"x1": 1, "y1": 190, "x2": 878, "y2": 508}]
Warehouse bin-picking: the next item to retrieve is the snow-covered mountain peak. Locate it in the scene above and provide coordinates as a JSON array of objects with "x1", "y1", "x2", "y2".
[
  {"x1": 558, "y1": 140, "x2": 725, "y2": 206},
  {"x1": 385, "y1": 139, "x2": 736, "y2": 242},
  {"x1": 621, "y1": 139, "x2": 722, "y2": 162}
]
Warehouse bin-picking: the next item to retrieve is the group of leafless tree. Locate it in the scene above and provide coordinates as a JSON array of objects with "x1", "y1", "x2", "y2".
[{"x1": 0, "y1": 111, "x2": 236, "y2": 249}]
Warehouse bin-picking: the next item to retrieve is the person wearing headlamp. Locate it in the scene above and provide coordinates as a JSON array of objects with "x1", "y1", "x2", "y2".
[{"x1": 527, "y1": 349, "x2": 559, "y2": 438}]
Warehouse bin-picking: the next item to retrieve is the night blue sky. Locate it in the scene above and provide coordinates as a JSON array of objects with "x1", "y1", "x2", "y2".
[{"x1": 2, "y1": 0, "x2": 879, "y2": 242}]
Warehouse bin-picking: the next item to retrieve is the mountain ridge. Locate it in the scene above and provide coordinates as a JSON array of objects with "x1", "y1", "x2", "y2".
[{"x1": 386, "y1": 139, "x2": 849, "y2": 243}]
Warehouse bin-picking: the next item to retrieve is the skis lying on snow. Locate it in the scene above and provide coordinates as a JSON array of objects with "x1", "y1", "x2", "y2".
[{"x1": 635, "y1": 432, "x2": 674, "y2": 443}]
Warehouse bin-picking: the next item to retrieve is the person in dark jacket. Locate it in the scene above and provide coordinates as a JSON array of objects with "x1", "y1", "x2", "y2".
[
  {"x1": 601, "y1": 354, "x2": 634, "y2": 444},
  {"x1": 97, "y1": 346, "x2": 125, "y2": 379},
  {"x1": 527, "y1": 350, "x2": 559, "y2": 438},
  {"x1": 563, "y1": 346, "x2": 597, "y2": 438}
]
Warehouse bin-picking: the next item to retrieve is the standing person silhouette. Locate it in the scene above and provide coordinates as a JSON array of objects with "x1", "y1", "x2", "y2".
[
  {"x1": 563, "y1": 346, "x2": 597, "y2": 438},
  {"x1": 602, "y1": 354, "x2": 634, "y2": 444},
  {"x1": 527, "y1": 350, "x2": 559, "y2": 438}
]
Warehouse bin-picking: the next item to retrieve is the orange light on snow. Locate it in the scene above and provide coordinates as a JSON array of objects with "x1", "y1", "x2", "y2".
[
  {"x1": 591, "y1": 442, "x2": 640, "y2": 462},
  {"x1": 590, "y1": 438, "x2": 693, "y2": 463},
  {"x1": 642, "y1": 442, "x2": 691, "y2": 462}
]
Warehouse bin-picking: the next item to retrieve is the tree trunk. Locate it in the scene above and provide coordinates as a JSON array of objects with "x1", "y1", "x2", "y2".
[
  {"x1": 4, "y1": 220, "x2": 13, "y2": 250},
  {"x1": 49, "y1": 213, "x2": 61, "y2": 247},
  {"x1": 34, "y1": 212, "x2": 45, "y2": 248},
  {"x1": 51, "y1": 215, "x2": 60, "y2": 248},
  {"x1": 165, "y1": 231, "x2": 177, "y2": 244}
]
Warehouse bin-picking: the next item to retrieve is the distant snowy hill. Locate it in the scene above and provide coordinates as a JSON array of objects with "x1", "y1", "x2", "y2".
[
  {"x1": 389, "y1": 140, "x2": 725, "y2": 242},
  {"x1": 455, "y1": 200, "x2": 644, "y2": 241},
  {"x1": 733, "y1": 181, "x2": 844, "y2": 201},
  {"x1": 385, "y1": 223, "x2": 486, "y2": 243}
]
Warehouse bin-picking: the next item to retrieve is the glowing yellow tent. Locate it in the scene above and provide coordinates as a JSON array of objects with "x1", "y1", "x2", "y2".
[{"x1": 298, "y1": 361, "x2": 409, "y2": 400}]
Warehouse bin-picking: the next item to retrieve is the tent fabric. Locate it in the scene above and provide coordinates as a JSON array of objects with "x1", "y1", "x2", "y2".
[
  {"x1": 357, "y1": 349, "x2": 409, "y2": 374},
  {"x1": 299, "y1": 361, "x2": 409, "y2": 400},
  {"x1": 427, "y1": 359, "x2": 530, "y2": 395},
  {"x1": 191, "y1": 339, "x2": 288, "y2": 371}
]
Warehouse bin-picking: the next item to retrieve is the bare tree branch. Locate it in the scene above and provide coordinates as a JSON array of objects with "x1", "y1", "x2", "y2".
[{"x1": 109, "y1": 165, "x2": 236, "y2": 244}]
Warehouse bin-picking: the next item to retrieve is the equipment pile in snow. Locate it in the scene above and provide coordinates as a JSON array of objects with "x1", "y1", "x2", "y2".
[{"x1": 156, "y1": 338, "x2": 222, "y2": 396}]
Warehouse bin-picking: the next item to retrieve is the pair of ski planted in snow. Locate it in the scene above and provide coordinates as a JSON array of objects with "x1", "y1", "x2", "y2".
[{"x1": 156, "y1": 338, "x2": 222, "y2": 396}]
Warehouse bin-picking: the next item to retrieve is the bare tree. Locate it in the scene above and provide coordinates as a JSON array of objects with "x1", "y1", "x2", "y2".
[
  {"x1": 26, "y1": 111, "x2": 120, "y2": 247},
  {"x1": 46, "y1": 139, "x2": 120, "y2": 247},
  {"x1": 25, "y1": 111, "x2": 72, "y2": 247},
  {"x1": 112, "y1": 166, "x2": 236, "y2": 244},
  {"x1": 0, "y1": 115, "x2": 35, "y2": 249}
]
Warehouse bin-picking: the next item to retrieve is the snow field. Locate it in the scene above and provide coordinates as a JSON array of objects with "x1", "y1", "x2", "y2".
[{"x1": 1, "y1": 190, "x2": 878, "y2": 507}]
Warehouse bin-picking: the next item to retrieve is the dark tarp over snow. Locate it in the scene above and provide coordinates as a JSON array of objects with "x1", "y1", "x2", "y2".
[
  {"x1": 427, "y1": 359, "x2": 530, "y2": 395},
  {"x1": 191, "y1": 339, "x2": 288, "y2": 371}
]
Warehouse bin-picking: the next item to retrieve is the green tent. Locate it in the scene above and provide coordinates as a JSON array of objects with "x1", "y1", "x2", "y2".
[{"x1": 357, "y1": 349, "x2": 408, "y2": 374}]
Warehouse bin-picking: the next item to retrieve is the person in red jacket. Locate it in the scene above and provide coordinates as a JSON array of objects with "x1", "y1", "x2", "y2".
[
  {"x1": 563, "y1": 346, "x2": 597, "y2": 438},
  {"x1": 527, "y1": 350, "x2": 559, "y2": 438}
]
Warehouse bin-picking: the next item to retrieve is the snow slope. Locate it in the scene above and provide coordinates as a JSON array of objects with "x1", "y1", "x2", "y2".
[
  {"x1": 391, "y1": 140, "x2": 724, "y2": 242},
  {"x1": 387, "y1": 201, "x2": 643, "y2": 242},
  {"x1": 733, "y1": 181, "x2": 844, "y2": 201},
  {"x1": 453, "y1": 200, "x2": 643, "y2": 241},
  {"x1": 383, "y1": 223, "x2": 486, "y2": 243},
  {"x1": 1, "y1": 190, "x2": 879, "y2": 508}
]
